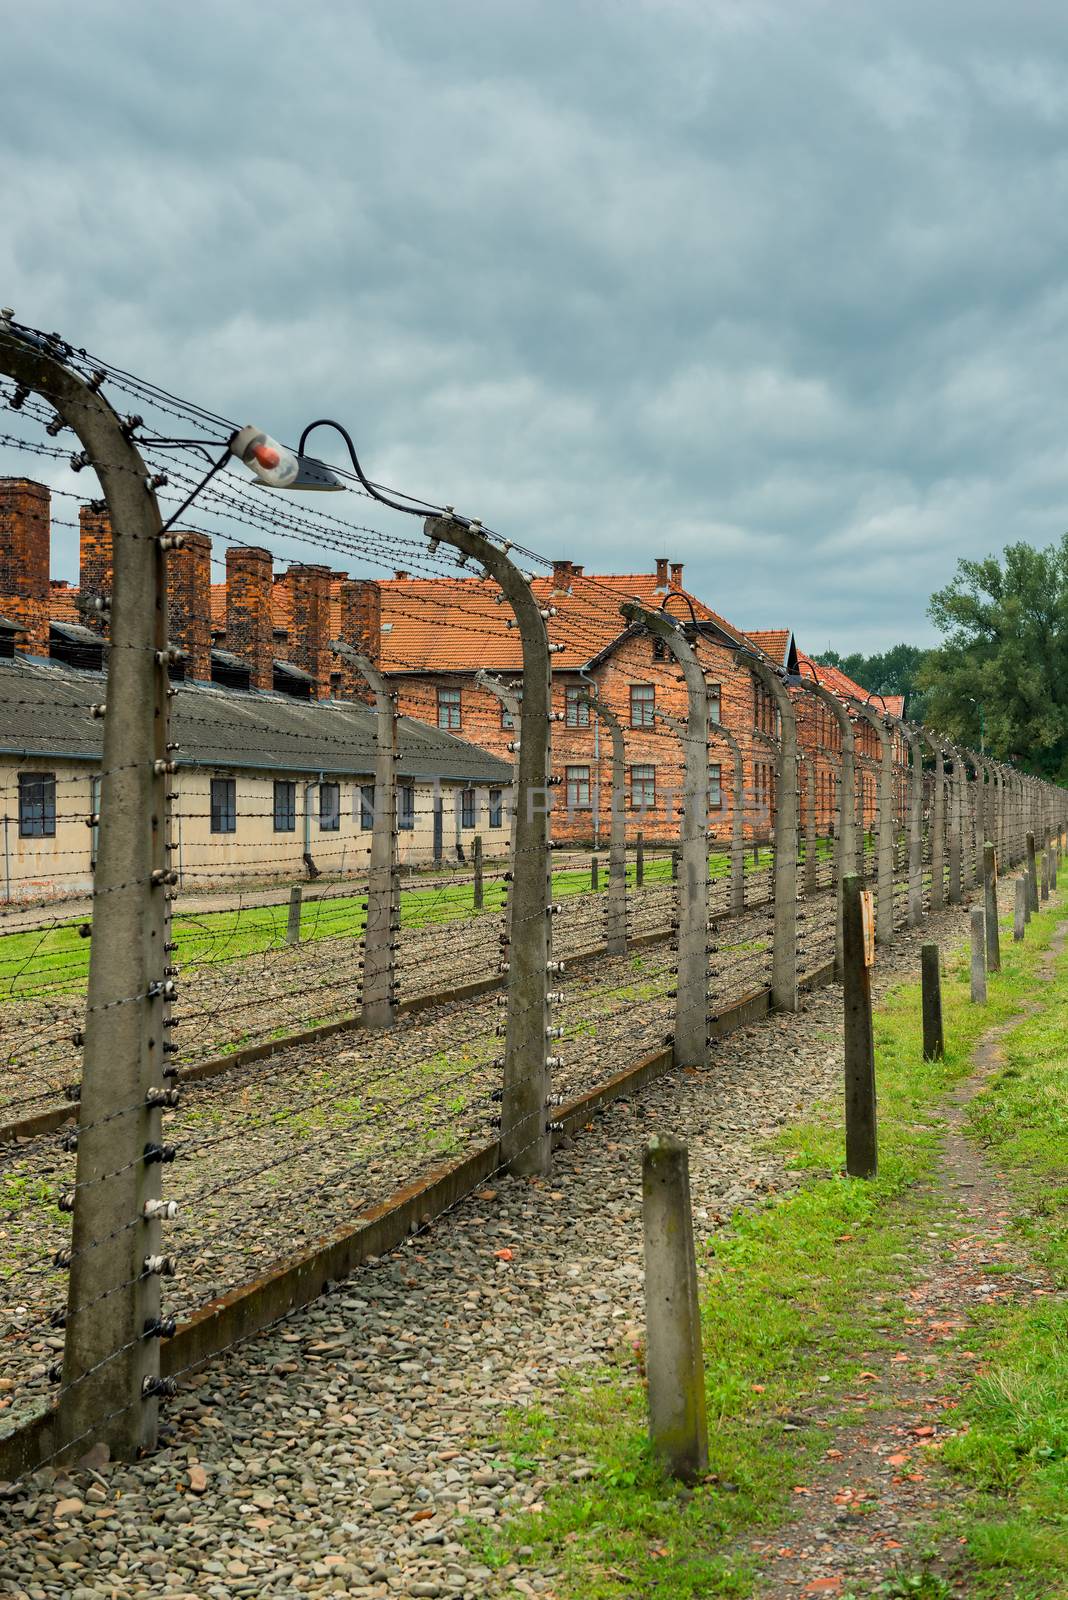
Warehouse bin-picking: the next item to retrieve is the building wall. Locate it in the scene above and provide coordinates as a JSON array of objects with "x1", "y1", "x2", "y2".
[{"x1": 0, "y1": 761, "x2": 510, "y2": 903}]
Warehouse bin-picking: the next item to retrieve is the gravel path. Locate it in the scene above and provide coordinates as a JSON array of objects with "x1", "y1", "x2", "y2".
[{"x1": 0, "y1": 881, "x2": 1001, "y2": 1600}]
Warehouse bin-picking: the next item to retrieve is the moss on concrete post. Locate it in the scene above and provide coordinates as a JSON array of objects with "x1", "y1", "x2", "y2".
[
  {"x1": 983, "y1": 842, "x2": 1000, "y2": 973},
  {"x1": 641, "y1": 1134, "x2": 709, "y2": 1483}
]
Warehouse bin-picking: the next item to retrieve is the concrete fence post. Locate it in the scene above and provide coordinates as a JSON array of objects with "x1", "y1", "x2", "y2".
[
  {"x1": 1026, "y1": 830, "x2": 1039, "y2": 914},
  {"x1": 926, "y1": 736, "x2": 945, "y2": 912},
  {"x1": 803, "y1": 751, "x2": 819, "y2": 898},
  {"x1": 473, "y1": 834, "x2": 484, "y2": 911},
  {"x1": 286, "y1": 884, "x2": 302, "y2": 945},
  {"x1": 577, "y1": 686, "x2": 628, "y2": 957},
  {"x1": 332, "y1": 642, "x2": 400, "y2": 1030},
  {"x1": 623, "y1": 603, "x2": 711, "y2": 1065},
  {"x1": 741, "y1": 653, "x2": 799, "y2": 1012},
  {"x1": 853, "y1": 703, "x2": 894, "y2": 946},
  {"x1": 1041, "y1": 848, "x2": 1051, "y2": 902},
  {"x1": 0, "y1": 322, "x2": 172, "y2": 1458},
  {"x1": 641, "y1": 1134, "x2": 709, "y2": 1483},
  {"x1": 841, "y1": 874, "x2": 877, "y2": 1179},
  {"x1": 591, "y1": 854, "x2": 600, "y2": 891},
  {"x1": 1014, "y1": 875, "x2": 1027, "y2": 940},
  {"x1": 475, "y1": 670, "x2": 522, "y2": 942},
  {"x1": 428, "y1": 516, "x2": 552, "y2": 1176},
  {"x1": 970, "y1": 906, "x2": 987, "y2": 1004},
  {"x1": 798, "y1": 680, "x2": 855, "y2": 980},
  {"x1": 983, "y1": 842, "x2": 1000, "y2": 973},
  {"x1": 948, "y1": 749, "x2": 963, "y2": 906},
  {"x1": 921, "y1": 943, "x2": 944, "y2": 1062},
  {"x1": 707, "y1": 721, "x2": 746, "y2": 917},
  {"x1": 902, "y1": 724, "x2": 924, "y2": 927},
  {"x1": 636, "y1": 828, "x2": 645, "y2": 887}
]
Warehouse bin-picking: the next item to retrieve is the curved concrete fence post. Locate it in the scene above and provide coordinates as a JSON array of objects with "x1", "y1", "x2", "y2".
[
  {"x1": 622, "y1": 602, "x2": 710, "y2": 1066},
  {"x1": 427, "y1": 515, "x2": 552, "y2": 1176}
]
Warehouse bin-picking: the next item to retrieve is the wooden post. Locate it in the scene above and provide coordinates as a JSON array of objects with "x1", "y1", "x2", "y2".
[
  {"x1": 636, "y1": 829, "x2": 645, "y2": 887},
  {"x1": 921, "y1": 943, "x2": 944, "y2": 1061},
  {"x1": 286, "y1": 884, "x2": 302, "y2": 946},
  {"x1": 841, "y1": 874, "x2": 877, "y2": 1179},
  {"x1": 1014, "y1": 875, "x2": 1026, "y2": 941},
  {"x1": 970, "y1": 906, "x2": 987, "y2": 1004},
  {"x1": 670, "y1": 847, "x2": 680, "y2": 882},
  {"x1": 590, "y1": 854, "x2": 600, "y2": 891},
  {"x1": 641, "y1": 1135, "x2": 709, "y2": 1483},
  {"x1": 983, "y1": 842, "x2": 1000, "y2": 973},
  {"x1": 473, "y1": 834, "x2": 484, "y2": 911}
]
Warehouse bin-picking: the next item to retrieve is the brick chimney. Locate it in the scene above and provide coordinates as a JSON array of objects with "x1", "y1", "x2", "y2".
[
  {"x1": 670, "y1": 562, "x2": 684, "y2": 590},
  {"x1": 284, "y1": 564, "x2": 332, "y2": 697},
  {"x1": 166, "y1": 532, "x2": 212, "y2": 680},
  {"x1": 551, "y1": 558, "x2": 573, "y2": 593},
  {"x1": 654, "y1": 557, "x2": 669, "y2": 591},
  {"x1": 79, "y1": 502, "x2": 113, "y2": 609},
  {"x1": 226, "y1": 546, "x2": 274, "y2": 690},
  {"x1": 0, "y1": 479, "x2": 51, "y2": 652}
]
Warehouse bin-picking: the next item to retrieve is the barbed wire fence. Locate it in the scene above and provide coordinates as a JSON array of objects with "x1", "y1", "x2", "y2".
[{"x1": 0, "y1": 313, "x2": 1065, "y2": 1485}]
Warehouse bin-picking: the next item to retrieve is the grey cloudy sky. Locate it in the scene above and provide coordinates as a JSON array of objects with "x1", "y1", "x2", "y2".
[{"x1": 4, "y1": 0, "x2": 1068, "y2": 652}]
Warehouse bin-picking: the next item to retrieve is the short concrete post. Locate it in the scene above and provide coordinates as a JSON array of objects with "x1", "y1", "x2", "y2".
[
  {"x1": 286, "y1": 884, "x2": 302, "y2": 946},
  {"x1": 641, "y1": 1135, "x2": 709, "y2": 1484},
  {"x1": 636, "y1": 829, "x2": 645, "y2": 887},
  {"x1": 1026, "y1": 831, "x2": 1039, "y2": 913},
  {"x1": 1014, "y1": 875, "x2": 1027, "y2": 941},
  {"x1": 983, "y1": 843, "x2": 1000, "y2": 973},
  {"x1": 1041, "y1": 849, "x2": 1050, "y2": 902},
  {"x1": 473, "y1": 835, "x2": 484, "y2": 911},
  {"x1": 921, "y1": 943, "x2": 944, "y2": 1061},
  {"x1": 670, "y1": 847, "x2": 680, "y2": 882},
  {"x1": 591, "y1": 854, "x2": 600, "y2": 892},
  {"x1": 970, "y1": 906, "x2": 987, "y2": 1004},
  {"x1": 842, "y1": 874, "x2": 877, "y2": 1179}
]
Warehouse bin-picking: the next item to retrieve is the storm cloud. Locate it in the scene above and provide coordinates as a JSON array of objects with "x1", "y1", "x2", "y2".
[{"x1": 3, "y1": 0, "x2": 1068, "y2": 651}]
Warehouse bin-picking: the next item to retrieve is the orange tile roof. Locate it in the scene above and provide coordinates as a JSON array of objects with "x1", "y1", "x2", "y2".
[
  {"x1": 796, "y1": 651, "x2": 906, "y2": 716},
  {"x1": 745, "y1": 629, "x2": 792, "y2": 666},
  {"x1": 375, "y1": 568, "x2": 754, "y2": 674}
]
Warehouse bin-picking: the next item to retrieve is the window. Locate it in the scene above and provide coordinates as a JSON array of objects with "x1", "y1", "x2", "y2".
[
  {"x1": 210, "y1": 777, "x2": 236, "y2": 835},
  {"x1": 497, "y1": 685, "x2": 521, "y2": 730},
  {"x1": 437, "y1": 687, "x2": 461, "y2": 731},
  {"x1": 18, "y1": 772, "x2": 56, "y2": 838},
  {"x1": 359, "y1": 783, "x2": 375, "y2": 830},
  {"x1": 319, "y1": 782, "x2": 340, "y2": 832},
  {"x1": 630, "y1": 683, "x2": 655, "y2": 728},
  {"x1": 488, "y1": 787, "x2": 504, "y2": 828},
  {"x1": 708, "y1": 762, "x2": 722, "y2": 810},
  {"x1": 398, "y1": 784, "x2": 415, "y2": 830},
  {"x1": 460, "y1": 788, "x2": 476, "y2": 828},
  {"x1": 630, "y1": 763, "x2": 656, "y2": 810},
  {"x1": 565, "y1": 686, "x2": 590, "y2": 728},
  {"x1": 566, "y1": 764, "x2": 591, "y2": 809},
  {"x1": 273, "y1": 780, "x2": 296, "y2": 833},
  {"x1": 707, "y1": 683, "x2": 721, "y2": 725}
]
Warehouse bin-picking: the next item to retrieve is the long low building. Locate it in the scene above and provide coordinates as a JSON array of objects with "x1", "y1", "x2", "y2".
[{"x1": 0, "y1": 652, "x2": 512, "y2": 903}]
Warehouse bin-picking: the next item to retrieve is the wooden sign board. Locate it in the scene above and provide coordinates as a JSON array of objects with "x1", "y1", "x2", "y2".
[{"x1": 860, "y1": 890, "x2": 876, "y2": 967}]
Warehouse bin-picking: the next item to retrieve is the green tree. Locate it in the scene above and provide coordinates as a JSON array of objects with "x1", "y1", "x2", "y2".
[
  {"x1": 812, "y1": 642, "x2": 927, "y2": 707},
  {"x1": 918, "y1": 538, "x2": 1068, "y2": 780}
]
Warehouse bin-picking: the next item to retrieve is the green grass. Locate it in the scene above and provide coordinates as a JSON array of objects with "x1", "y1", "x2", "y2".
[
  {"x1": 0, "y1": 844, "x2": 783, "y2": 1003},
  {"x1": 926, "y1": 926, "x2": 1068, "y2": 1593},
  {"x1": 461, "y1": 895, "x2": 1068, "y2": 1598}
]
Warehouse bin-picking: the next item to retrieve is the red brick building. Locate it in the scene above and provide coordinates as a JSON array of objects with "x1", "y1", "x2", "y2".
[{"x1": 0, "y1": 478, "x2": 906, "y2": 852}]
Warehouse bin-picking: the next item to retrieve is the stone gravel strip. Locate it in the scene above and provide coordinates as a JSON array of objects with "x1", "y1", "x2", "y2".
[{"x1": 0, "y1": 885, "x2": 1003, "y2": 1600}]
